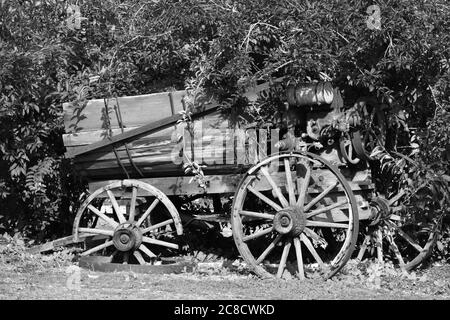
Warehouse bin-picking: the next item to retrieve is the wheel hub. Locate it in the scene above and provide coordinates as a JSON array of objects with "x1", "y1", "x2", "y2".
[
  {"x1": 273, "y1": 206, "x2": 306, "y2": 237},
  {"x1": 112, "y1": 223, "x2": 143, "y2": 252},
  {"x1": 369, "y1": 196, "x2": 391, "y2": 226}
]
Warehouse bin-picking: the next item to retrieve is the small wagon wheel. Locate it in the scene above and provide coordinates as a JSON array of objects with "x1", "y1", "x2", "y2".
[
  {"x1": 73, "y1": 180, "x2": 183, "y2": 264},
  {"x1": 339, "y1": 134, "x2": 360, "y2": 165},
  {"x1": 231, "y1": 152, "x2": 359, "y2": 280},
  {"x1": 351, "y1": 100, "x2": 387, "y2": 161},
  {"x1": 357, "y1": 192, "x2": 441, "y2": 271}
]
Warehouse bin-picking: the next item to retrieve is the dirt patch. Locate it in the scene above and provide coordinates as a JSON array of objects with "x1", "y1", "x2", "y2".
[
  {"x1": 1, "y1": 237, "x2": 450, "y2": 300},
  {"x1": 1, "y1": 260, "x2": 450, "y2": 300}
]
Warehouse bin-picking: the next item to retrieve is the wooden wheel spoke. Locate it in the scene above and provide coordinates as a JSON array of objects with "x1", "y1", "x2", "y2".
[
  {"x1": 256, "y1": 234, "x2": 282, "y2": 264},
  {"x1": 277, "y1": 240, "x2": 291, "y2": 278},
  {"x1": 260, "y1": 166, "x2": 289, "y2": 207},
  {"x1": 129, "y1": 186, "x2": 138, "y2": 222},
  {"x1": 78, "y1": 227, "x2": 114, "y2": 237},
  {"x1": 300, "y1": 234, "x2": 324, "y2": 268},
  {"x1": 88, "y1": 205, "x2": 119, "y2": 228},
  {"x1": 139, "y1": 244, "x2": 157, "y2": 259},
  {"x1": 296, "y1": 164, "x2": 311, "y2": 207},
  {"x1": 303, "y1": 227, "x2": 327, "y2": 247},
  {"x1": 306, "y1": 200, "x2": 348, "y2": 219},
  {"x1": 142, "y1": 236, "x2": 179, "y2": 250},
  {"x1": 375, "y1": 229, "x2": 383, "y2": 262},
  {"x1": 284, "y1": 158, "x2": 296, "y2": 205},
  {"x1": 123, "y1": 251, "x2": 129, "y2": 264},
  {"x1": 243, "y1": 227, "x2": 273, "y2": 242},
  {"x1": 133, "y1": 250, "x2": 146, "y2": 265},
  {"x1": 304, "y1": 181, "x2": 338, "y2": 212},
  {"x1": 106, "y1": 190, "x2": 127, "y2": 224},
  {"x1": 306, "y1": 220, "x2": 349, "y2": 229},
  {"x1": 293, "y1": 237, "x2": 305, "y2": 280},
  {"x1": 385, "y1": 221, "x2": 423, "y2": 252},
  {"x1": 397, "y1": 229, "x2": 423, "y2": 252},
  {"x1": 386, "y1": 234, "x2": 405, "y2": 267},
  {"x1": 247, "y1": 186, "x2": 282, "y2": 211},
  {"x1": 357, "y1": 235, "x2": 371, "y2": 261},
  {"x1": 80, "y1": 240, "x2": 114, "y2": 256},
  {"x1": 141, "y1": 219, "x2": 174, "y2": 234},
  {"x1": 240, "y1": 210, "x2": 274, "y2": 220},
  {"x1": 136, "y1": 198, "x2": 160, "y2": 227}
]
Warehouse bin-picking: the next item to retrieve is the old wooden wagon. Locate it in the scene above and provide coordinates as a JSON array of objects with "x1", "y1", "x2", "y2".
[{"x1": 61, "y1": 80, "x2": 439, "y2": 279}]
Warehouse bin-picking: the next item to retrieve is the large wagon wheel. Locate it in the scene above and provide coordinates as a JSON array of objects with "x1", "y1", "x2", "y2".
[
  {"x1": 73, "y1": 180, "x2": 183, "y2": 264},
  {"x1": 357, "y1": 192, "x2": 441, "y2": 271},
  {"x1": 231, "y1": 152, "x2": 359, "y2": 280},
  {"x1": 352, "y1": 100, "x2": 387, "y2": 161}
]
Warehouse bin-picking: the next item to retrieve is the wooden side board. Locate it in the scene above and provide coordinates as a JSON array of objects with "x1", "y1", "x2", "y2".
[
  {"x1": 87, "y1": 168, "x2": 373, "y2": 196},
  {"x1": 63, "y1": 90, "x2": 186, "y2": 133},
  {"x1": 70, "y1": 137, "x2": 354, "y2": 181},
  {"x1": 62, "y1": 85, "x2": 275, "y2": 159},
  {"x1": 65, "y1": 110, "x2": 241, "y2": 177}
]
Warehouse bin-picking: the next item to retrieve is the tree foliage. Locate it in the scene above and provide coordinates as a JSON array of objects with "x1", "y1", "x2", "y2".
[{"x1": 0, "y1": 0, "x2": 448, "y2": 244}]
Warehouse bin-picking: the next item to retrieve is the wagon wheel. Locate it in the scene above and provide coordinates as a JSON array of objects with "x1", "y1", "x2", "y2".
[
  {"x1": 357, "y1": 192, "x2": 441, "y2": 271},
  {"x1": 339, "y1": 134, "x2": 360, "y2": 165},
  {"x1": 73, "y1": 180, "x2": 183, "y2": 264},
  {"x1": 231, "y1": 152, "x2": 359, "y2": 280},
  {"x1": 351, "y1": 100, "x2": 387, "y2": 161}
]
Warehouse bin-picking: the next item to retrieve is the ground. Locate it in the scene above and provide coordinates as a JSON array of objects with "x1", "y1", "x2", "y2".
[{"x1": 1, "y1": 255, "x2": 450, "y2": 300}]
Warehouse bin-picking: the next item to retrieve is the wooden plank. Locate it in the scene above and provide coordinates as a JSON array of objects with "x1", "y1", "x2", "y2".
[
  {"x1": 26, "y1": 233, "x2": 108, "y2": 254},
  {"x1": 88, "y1": 174, "x2": 243, "y2": 196},
  {"x1": 63, "y1": 126, "x2": 176, "y2": 147},
  {"x1": 68, "y1": 126, "x2": 275, "y2": 177},
  {"x1": 66, "y1": 102, "x2": 220, "y2": 158},
  {"x1": 87, "y1": 169, "x2": 374, "y2": 196},
  {"x1": 72, "y1": 147, "x2": 236, "y2": 169},
  {"x1": 74, "y1": 163, "x2": 250, "y2": 180},
  {"x1": 67, "y1": 131, "x2": 238, "y2": 172},
  {"x1": 63, "y1": 110, "x2": 229, "y2": 147},
  {"x1": 63, "y1": 81, "x2": 276, "y2": 135},
  {"x1": 63, "y1": 90, "x2": 186, "y2": 133}
]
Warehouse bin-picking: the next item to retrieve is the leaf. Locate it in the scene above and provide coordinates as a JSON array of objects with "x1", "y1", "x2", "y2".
[{"x1": 436, "y1": 240, "x2": 444, "y2": 251}]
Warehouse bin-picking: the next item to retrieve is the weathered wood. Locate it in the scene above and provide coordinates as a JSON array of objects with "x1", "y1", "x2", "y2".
[
  {"x1": 63, "y1": 81, "x2": 277, "y2": 136},
  {"x1": 87, "y1": 169, "x2": 374, "y2": 197},
  {"x1": 63, "y1": 126, "x2": 176, "y2": 147},
  {"x1": 68, "y1": 126, "x2": 270, "y2": 179},
  {"x1": 63, "y1": 90, "x2": 186, "y2": 133},
  {"x1": 88, "y1": 174, "x2": 242, "y2": 196},
  {"x1": 66, "y1": 101, "x2": 221, "y2": 158},
  {"x1": 63, "y1": 109, "x2": 228, "y2": 147},
  {"x1": 26, "y1": 233, "x2": 108, "y2": 254}
]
